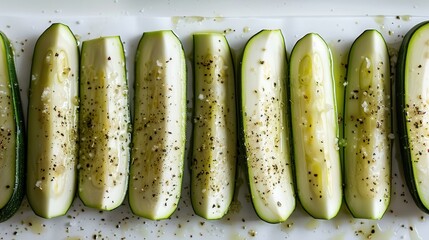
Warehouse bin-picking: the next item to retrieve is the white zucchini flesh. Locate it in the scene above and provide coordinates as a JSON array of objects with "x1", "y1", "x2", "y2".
[
  {"x1": 78, "y1": 36, "x2": 131, "y2": 211},
  {"x1": 344, "y1": 30, "x2": 391, "y2": 219},
  {"x1": 191, "y1": 33, "x2": 237, "y2": 220},
  {"x1": 241, "y1": 30, "x2": 295, "y2": 223},
  {"x1": 129, "y1": 30, "x2": 186, "y2": 220},
  {"x1": 0, "y1": 35, "x2": 17, "y2": 209},
  {"x1": 401, "y1": 22, "x2": 429, "y2": 210},
  {"x1": 289, "y1": 33, "x2": 342, "y2": 220},
  {"x1": 26, "y1": 23, "x2": 79, "y2": 218}
]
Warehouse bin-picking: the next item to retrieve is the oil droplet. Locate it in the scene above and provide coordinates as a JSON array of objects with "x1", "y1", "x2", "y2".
[
  {"x1": 171, "y1": 17, "x2": 180, "y2": 29},
  {"x1": 25, "y1": 216, "x2": 45, "y2": 234},
  {"x1": 401, "y1": 15, "x2": 411, "y2": 21},
  {"x1": 371, "y1": 227, "x2": 395, "y2": 239},
  {"x1": 248, "y1": 229, "x2": 257, "y2": 237},
  {"x1": 281, "y1": 221, "x2": 294, "y2": 233},
  {"x1": 175, "y1": 223, "x2": 186, "y2": 238},
  {"x1": 177, "y1": 16, "x2": 205, "y2": 23},
  {"x1": 72, "y1": 96, "x2": 79, "y2": 106},
  {"x1": 374, "y1": 15, "x2": 385, "y2": 25},
  {"x1": 171, "y1": 16, "x2": 206, "y2": 30},
  {"x1": 331, "y1": 232, "x2": 346, "y2": 240},
  {"x1": 230, "y1": 232, "x2": 246, "y2": 240},
  {"x1": 74, "y1": 34, "x2": 81, "y2": 44},
  {"x1": 243, "y1": 27, "x2": 251, "y2": 33},
  {"x1": 213, "y1": 16, "x2": 225, "y2": 22},
  {"x1": 305, "y1": 219, "x2": 320, "y2": 230},
  {"x1": 374, "y1": 15, "x2": 386, "y2": 30}
]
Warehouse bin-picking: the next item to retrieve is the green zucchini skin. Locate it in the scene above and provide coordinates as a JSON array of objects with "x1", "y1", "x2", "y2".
[
  {"x1": 289, "y1": 33, "x2": 342, "y2": 220},
  {"x1": 0, "y1": 32, "x2": 25, "y2": 223},
  {"x1": 27, "y1": 23, "x2": 79, "y2": 219},
  {"x1": 344, "y1": 30, "x2": 391, "y2": 219},
  {"x1": 128, "y1": 30, "x2": 186, "y2": 220},
  {"x1": 240, "y1": 29, "x2": 295, "y2": 223},
  {"x1": 78, "y1": 36, "x2": 131, "y2": 211},
  {"x1": 397, "y1": 21, "x2": 429, "y2": 213},
  {"x1": 191, "y1": 33, "x2": 237, "y2": 220}
]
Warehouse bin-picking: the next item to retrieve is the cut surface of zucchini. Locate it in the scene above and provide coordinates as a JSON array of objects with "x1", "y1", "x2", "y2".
[
  {"x1": 78, "y1": 36, "x2": 130, "y2": 211},
  {"x1": 397, "y1": 21, "x2": 429, "y2": 213},
  {"x1": 344, "y1": 30, "x2": 391, "y2": 219},
  {"x1": 27, "y1": 23, "x2": 79, "y2": 219},
  {"x1": 129, "y1": 30, "x2": 186, "y2": 220},
  {"x1": 0, "y1": 31, "x2": 25, "y2": 222},
  {"x1": 289, "y1": 33, "x2": 342, "y2": 220},
  {"x1": 241, "y1": 29, "x2": 295, "y2": 223},
  {"x1": 191, "y1": 32, "x2": 237, "y2": 220}
]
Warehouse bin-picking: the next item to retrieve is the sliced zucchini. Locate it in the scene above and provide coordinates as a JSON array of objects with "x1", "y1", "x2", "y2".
[
  {"x1": 240, "y1": 29, "x2": 295, "y2": 223},
  {"x1": 78, "y1": 36, "x2": 131, "y2": 211},
  {"x1": 0, "y1": 32, "x2": 25, "y2": 222},
  {"x1": 191, "y1": 33, "x2": 237, "y2": 220},
  {"x1": 397, "y1": 21, "x2": 429, "y2": 213},
  {"x1": 27, "y1": 23, "x2": 79, "y2": 218},
  {"x1": 129, "y1": 30, "x2": 186, "y2": 220},
  {"x1": 289, "y1": 33, "x2": 342, "y2": 219},
  {"x1": 344, "y1": 30, "x2": 391, "y2": 219}
]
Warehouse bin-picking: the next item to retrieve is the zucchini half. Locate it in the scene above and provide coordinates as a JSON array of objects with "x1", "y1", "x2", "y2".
[
  {"x1": 289, "y1": 33, "x2": 342, "y2": 220},
  {"x1": 78, "y1": 36, "x2": 131, "y2": 211},
  {"x1": 397, "y1": 21, "x2": 429, "y2": 213},
  {"x1": 27, "y1": 23, "x2": 79, "y2": 219},
  {"x1": 344, "y1": 30, "x2": 391, "y2": 219},
  {"x1": 128, "y1": 30, "x2": 186, "y2": 220},
  {"x1": 191, "y1": 33, "x2": 237, "y2": 220},
  {"x1": 240, "y1": 30, "x2": 295, "y2": 223},
  {"x1": 0, "y1": 32, "x2": 25, "y2": 222}
]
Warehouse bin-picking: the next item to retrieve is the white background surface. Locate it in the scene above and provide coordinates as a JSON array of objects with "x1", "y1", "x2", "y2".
[
  {"x1": 0, "y1": 0, "x2": 428, "y2": 17},
  {"x1": 0, "y1": 1, "x2": 428, "y2": 240}
]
